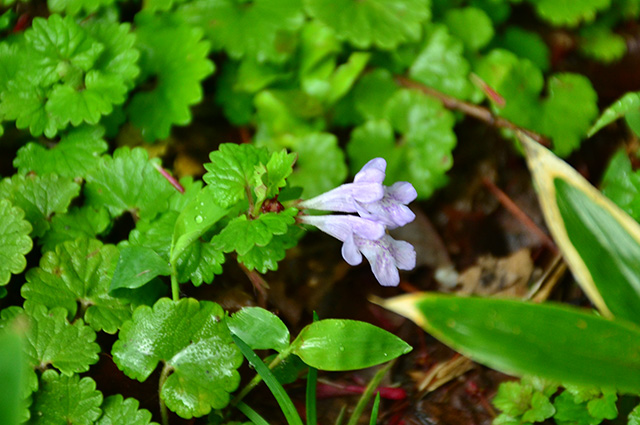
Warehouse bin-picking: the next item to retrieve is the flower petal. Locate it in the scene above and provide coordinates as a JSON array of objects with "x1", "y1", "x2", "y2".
[
  {"x1": 299, "y1": 183, "x2": 383, "y2": 212},
  {"x1": 354, "y1": 158, "x2": 386, "y2": 184},
  {"x1": 355, "y1": 236, "x2": 401, "y2": 286},
  {"x1": 342, "y1": 234, "x2": 363, "y2": 265},
  {"x1": 298, "y1": 214, "x2": 385, "y2": 242},
  {"x1": 388, "y1": 237, "x2": 416, "y2": 270},
  {"x1": 388, "y1": 181, "x2": 418, "y2": 204}
]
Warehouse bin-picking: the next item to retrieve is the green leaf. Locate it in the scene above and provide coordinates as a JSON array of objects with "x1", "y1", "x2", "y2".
[
  {"x1": 110, "y1": 245, "x2": 171, "y2": 294},
  {"x1": 409, "y1": 24, "x2": 473, "y2": 100},
  {"x1": 213, "y1": 209, "x2": 296, "y2": 256},
  {"x1": 177, "y1": 0, "x2": 304, "y2": 62},
  {"x1": 29, "y1": 370, "x2": 102, "y2": 425},
  {"x1": 587, "y1": 390, "x2": 617, "y2": 420},
  {"x1": 601, "y1": 150, "x2": 640, "y2": 222},
  {"x1": 291, "y1": 319, "x2": 412, "y2": 371},
  {"x1": 253, "y1": 149, "x2": 297, "y2": 203},
  {"x1": 540, "y1": 74, "x2": 599, "y2": 157},
  {"x1": 0, "y1": 174, "x2": 81, "y2": 237},
  {"x1": 348, "y1": 89, "x2": 457, "y2": 199},
  {"x1": 588, "y1": 91, "x2": 640, "y2": 137},
  {"x1": 14, "y1": 125, "x2": 108, "y2": 178},
  {"x1": 579, "y1": 25, "x2": 626, "y2": 63},
  {"x1": 40, "y1": 206, "x2": 110, "y2": 252},
  {"x1": 168, "y1": 181, "x2": 226, "y2": 267},
  {"x1": 95, "y1": 395, "x2": 157, "y2": 425},
  {"x1": 203, "y1": 143, "x2": 270, "y2": 208},
  {"x1": 0, "y1": 303, "x2": 100, "y2": 377},
  {"x1": 523, "y1": 392, "x2": 556, "y2": 423},
  {"x1": 85, "y1": 147, "x2": 176, "y2": 220},
  {"x1": 493, "y1": 381, "x2": 535, "y2": 417},
  {"x1": 22, "y1": 238, "x2": 133, "y2": 334},
  {"x1": 227, "y1": 307, "x2": 290, "y2": 352},
  {"x1": 520, "y1": 133, "x2": 640, "y2": 323},
  {"x1": 477, "y1": 51, "x2": 597, "y2": 156},
  {"x1": 112, "y1": 298, "x2": 243, "y2": 418},
  {"x1": 303, "y1": 0, "x2": 430, "y2": 49},
  {"x1": 0, "y1": 16, "x2": 139, "y2": 137},
  {"x1": 0, "y1": 199, "x2": 33, "y2": 285},
  {"x1": 380, "y1": 293, "x2": 640, "y2": 392},
  {"x1": 237, "y1": 226, "x2": 303, "y2": 273},
  {"x1": 352, "y1": 69, "x2": 398, "y2": 121},
  {"x1": 174, "y1": 240, "x2": 225, "y2": 286},
  {"x1": 628, "y1": 403, "x2": 640, "y2": 425},
  {"x1": 528, "y1": 0, "x2": 611, "y2": 27},
  {"x1": 553, "y1": 391, "x2": 600, "y2": 425},
  {"x1": 48, "y1": 0, "x2": 115, "y2": 14},
  {"x1": 496, "y1": 26, "x2": 550, "y2": 71},
  {"x1": 0, "y1": 330, "x2": 26, "y2": 425},
  {"x1": 443, "y1": 7, "x2": 494, "y2": 51},
  {"x1": 127, "y1": 13, "x2": 214, "y2": 142},
  {"x1": 126, "y1": 183, "x2": 227, "y2": 286},
  {"x1": 288, "y1": 132, "x2": 348, "y2": 198}
]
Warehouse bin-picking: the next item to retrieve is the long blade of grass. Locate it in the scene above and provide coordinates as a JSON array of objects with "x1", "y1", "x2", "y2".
[
  {"x1": 237, "y1": 402, "x2": 271, "y2": 425},
  {"x1": 306, "y1": 367, "x2": 318, "y2": 425},
  {"x1": 232, "y1": 334, "x2": 304, "y2": 425},
  {"x1": 369, "y1": 392, "x2": 381, "y2": 425},
  {"x1": 346, "y1": 359, "x2": 395, "y2": 425}
]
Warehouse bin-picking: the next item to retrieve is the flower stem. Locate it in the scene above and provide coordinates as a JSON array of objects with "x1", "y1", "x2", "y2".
[
  {"x1": 159, "y1": 363, "x2": 172, "y2": 425},
  {"x1": 170, "y1": 265, "x2": 179, "y2": 301}
]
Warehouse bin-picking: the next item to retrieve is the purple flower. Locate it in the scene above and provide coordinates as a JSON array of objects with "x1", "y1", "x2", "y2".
[
  {"x1": 298, "y1": 158, "x2": 417, "y2": 229},
  {"x1": 298, "y1": 157, "x2": 418, "y2": 286},
  {"x1": 342, "y1": 233, "x2": 416, "y2": 286},
  {"x1": 298, "y1": 214, "x2": 385, "y2": 242},
  {"x1": 298, "y1": 214, "x2": 416, "y2": 287},
  {"x1": 355, "y1": 181, "x2": 417, "y2": 229},
  {"x1": 298, "y1": 158, "x2": 386, "y2": 212}
]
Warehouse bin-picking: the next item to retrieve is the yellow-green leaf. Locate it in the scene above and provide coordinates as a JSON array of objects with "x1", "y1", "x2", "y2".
[
  {"x1": 519, "y1": 132, "x2": 640, "y2": 323},
  {"x1": 378, "y1": 293, "x2": 640, "y2": 392}
]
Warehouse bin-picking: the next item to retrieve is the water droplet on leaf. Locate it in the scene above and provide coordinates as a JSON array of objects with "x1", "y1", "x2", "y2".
[{"x1": 195, "y1": 215, "x2": 203, "y2": 223}]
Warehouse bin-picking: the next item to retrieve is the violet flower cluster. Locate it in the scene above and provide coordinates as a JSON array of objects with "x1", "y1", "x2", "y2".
[{"x1": 298, "y1": 158, "x2": 417, "y2": 286}]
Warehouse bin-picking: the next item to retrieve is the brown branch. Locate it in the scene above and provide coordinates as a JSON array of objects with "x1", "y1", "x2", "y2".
[
  {"x1": 395, "y1": 76, "x2": 551, "y2": 148},
  {"x1": 482, "y1": 177, "x2": 557, "y2": 252}
]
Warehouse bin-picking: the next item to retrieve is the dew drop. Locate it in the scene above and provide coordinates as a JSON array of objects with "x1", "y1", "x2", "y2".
[
  {"x1": 339, "y1": 345, "x2": 345, "y2": 352},
  {"x1": 195, "y1": 215, "x2": 204, "y2": 223}
]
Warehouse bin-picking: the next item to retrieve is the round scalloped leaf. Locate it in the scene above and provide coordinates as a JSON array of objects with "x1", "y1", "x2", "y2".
[
  {"x1": 0, "y1": 304, "x2": 100, "y2": 377},
  {"x1": 443, "y1": 7, "x2": 494, "y2": 51},
  {"x1": 288, "y1": 132, "x2": 348, "y2": 198},
  {"x1": 48, "y1": 0, "x2": 117, "y2": 15},
  {"x1": 540, "y1": 73, "x2": 598, "y2": 157},
  {"x1": 40, "y1": 206, "x2": 110, "y2": 252},
  {"x1": 0, "y1": 16, "x2": 139, "y2": 138},
  {"x1": 579, "y1": 25, "x2": 626, "y2": 64},
  {"x1": 529, "y1": 0, "x2": 611, "y2": 27},
  {"x1": 112, "y1": 298, "x2": 243, "y2": 419},
  {"x1": 409, "y1": 23, "x2": 473, "y2": 100},
  {"x1": 29, "y1": 370, "x2": 102, "y2": 425},
  {"x1": 177, "y1": 0, "x2": 304, "y2": 62},
  {"x1": 127, "y1": 13, "x2": 214, "y2": 142},
  {"x1": 212, "y1": 210, "x2": 296, "y2": 256},
  {"x1": 0, "y1": 173, "x2": 81, "y2": 237},
  {"x1": 0, "y1": 199, "x2": 33, "y2": 285},
  {"x1": 84, "y1": 147, "x2": 176, "y2": 220},
  {"x1": 14, "y1": 125, "x2": 108, "y2": 179},
  {"x1": 22, "y1": 238, "x2": 133, "y2": 334},
  {"x1": 303, "y1": 0, "x2": 430, "y2": 49},
  {"x1": 96, "y1": 395, "x2": 157, "y2": 425}
]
